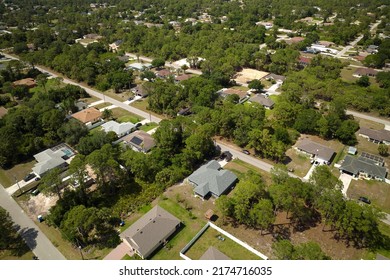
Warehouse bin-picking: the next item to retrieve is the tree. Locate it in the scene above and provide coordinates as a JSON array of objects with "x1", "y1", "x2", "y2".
[
  {"x1": 102, "y1": 109, "x2": 113, "y2": 120},
  {"x1": 0, "y1": 207, "x2": 16, "y2": 250},
  {"x1": 356, "y1": 75, "x2": 370, "y2": 87},
  {"x1": 378, "y1": 144, "x2": 388, "y2": 156},
  {"x1": 68, "y1": 154, "x2": 89, "y2": 202},
  {"x1": 215, "y1": 195, "x2": 235, "y2": 218},
  {"x1": 248, "y1": 79, "x2": 264, "y2": 92},
  {"x1": 272, "y1": 239, "x2": 294, "y2": 260},
  {"x1": 250, "y1": 199, "x2": 275, "y2": 235},
  {"x1": 293, "y1": 241, "x2": 330, "y2": 260},
  {"x1": 39, "y1": 167, "x2": 63, "y2": 200},
  {"x1": 151, "y1": 58, "x2": 165, "y2": 69}
]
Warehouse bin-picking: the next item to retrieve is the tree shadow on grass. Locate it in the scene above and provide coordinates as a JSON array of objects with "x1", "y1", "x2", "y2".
[{"x1": 19, "y1": 227, "x2": 38, "y2": 250}]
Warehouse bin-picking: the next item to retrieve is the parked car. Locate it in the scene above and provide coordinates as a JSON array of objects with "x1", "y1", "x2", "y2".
[
  {"x1": 135, "y1": 122, "x2": 142, "y2": 129},
  {"x1": 242, "y1": 149, "x2": 250, "y2": 155},
  {"x1": 127, "y1": 96, "x2": 134, "y2": 101},
  {"x1": 358, "y1": 197, "x2": 371, "y2": 204},
  {"x1": 24, "y1": 173, "x2": 36, "y2": 182}
]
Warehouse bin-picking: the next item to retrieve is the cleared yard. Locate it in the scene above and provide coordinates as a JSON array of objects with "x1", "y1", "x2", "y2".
[
  {"x1": 0, "y1": 159, "x2": 36, "y2": 187},
  {"x1": 111, "y1": 108, "x2": 143, "y2": 123},
  {"x1": 284, "y1": 148, "x2": 312, "y2": 178},
  {"x1": 103, "y1": 89, "x2": 134, "y2": 102},
  {"x1": 184, "y1": 227, "x2": 262, "y2": 260},
  {"x1": 131, "y1": 98, "x2": 165, "y2": 119},
  {"x1": 347, "y1": 179, "x2": 390, "y2": 213},
  {"x1": 234, "y1": 68, "x2": 269, "y2": 85},
  {"x1": 224, "y1": 159, "x2": 272, "y2": 185}
]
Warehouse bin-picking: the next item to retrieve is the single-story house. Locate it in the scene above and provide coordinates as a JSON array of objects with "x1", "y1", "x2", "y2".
[
  {"x1": 218, "y1": 88, "x2": 249, "y2": 99},
  {"x1": 353, "y1": 68, "x2": 378, "y2": 77},
  {"x1": 359, "y1": 127, "x2": 390, "y2": 145},
  {"x1": 127, "y1": 62, "x2": 152, "y2": 71},
  {"x1": 155, "y1": 69, "x2": 172, "y2": 79},
  {"x1": 131, "y1": 84, "x2": 148, "y2": 97},
  {"x1": 122, "y1": 130, "x2": 156, "y2": 153},
  {"x1": 174, "y1": 74, "x2": 192, "y2": 83},
  {"x1": 177, "y1": 107, "x2": 191, "y2": 116},
  {"x1": 249, "y1": 94, "x2": 275, "y2": 109},
  {"x1": 298, "y1": 56, "x2": 312, "y2": 67},
  {"x1": 200, "y1": 247, "x2": 231, "y2": 260},
  {"x1": 286, "y1": 36, "x2": 305, "y2": 45},
  {"x1": 339, "y1": 155, "x2": 387, "y2": 181},
  {"x1": 101, "y1": 120, "x2": 136, "y2": 138},
  {"x1": 109, "y1": 40, "x2": 123, "y2": 52},
  {"x1": 121, "y1": 205, "x2": 181, "y2": 259},
  {"x1": 0, "y1": 106, "x2": 8, "y2": 118},
  {"x1": 71, "y1": 107, "x2": 102, "y2": 125},
  {"x1": 12, "y1": 78, "x2": 36, "y2": 88},
  {"x1": 32, "y1": 144, "x2": 74, "y2": 177},
  {"x1": 263, "y1": 73, "x2": 286, "y2": 82},
  {"x1": 187, "y1": 160, "x2": 238, "y2": 199},
  {"x1": 295, "y1": 139, "x2": 335, "y2": 165}
]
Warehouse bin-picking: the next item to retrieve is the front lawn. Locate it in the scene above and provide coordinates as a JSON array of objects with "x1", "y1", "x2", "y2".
[
  {"x1": 0, "y1": 159, "x2": 36, "y2": 188},
  {"x1": 139, "y1": 122, "x2": 158, "y2": 132},
  {"x1": 111, "y1": 108, "x2": 143, "y2": 123}
]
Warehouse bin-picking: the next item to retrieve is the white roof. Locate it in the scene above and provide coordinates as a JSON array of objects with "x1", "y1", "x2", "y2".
[
  {"x1": 33, "y1": 149, "x2": 67, "y2": 176},
  {"x1": 128, "y1": 62, "x2": 152, "y2": 71},
  {"x1": 101, "y1": 120, "x2": 135, "y2": 135}
]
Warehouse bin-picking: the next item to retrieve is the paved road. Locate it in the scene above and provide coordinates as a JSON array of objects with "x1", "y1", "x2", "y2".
[
  {"x1": 347, "y1": 110, "x2": 390, "y2": 128},
  {"x1": 0, "y1": 183, "x2": 66, "y2": 260}
]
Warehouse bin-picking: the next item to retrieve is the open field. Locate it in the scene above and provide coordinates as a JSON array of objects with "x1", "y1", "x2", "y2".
[
  {"x1": 0, "y1": 159, "x2": 36, "y2": 187},
  {"x1": 184, "y1": 227, "x2": 262, "y2": 260}
]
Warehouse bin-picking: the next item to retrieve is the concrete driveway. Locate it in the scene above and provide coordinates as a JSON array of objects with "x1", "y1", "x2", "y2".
[
  {"x1": 339, "y1": 173, "x2": 353, "y2": 197},
  {"x1": 103, "y1": 241, "x2": 133, "y2": 260}
]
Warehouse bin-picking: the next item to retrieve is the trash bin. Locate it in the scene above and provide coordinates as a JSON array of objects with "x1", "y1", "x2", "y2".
[{"x1": 37, "y1": 215, "x2": 44, "y2": 223}]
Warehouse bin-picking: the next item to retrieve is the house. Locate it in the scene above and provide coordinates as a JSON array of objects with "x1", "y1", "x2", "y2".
[
  {"x1": 121, "y1": 205, "x2": 181, "y2": 259},
  {"x1": 71, "y1": 107, "x2": 102, "y2": 125},
  {"x1": 256, "y1": 22, "x2": 273, "y2": 29},
  {"x1": 127, "y1": 62, "x2": 152, "y2": 71},
  {"x1": 263, "y1": 73, "x2": 286, "y2": 83},
  {"x1": 218, "y1": 88, "x2": 249, "y2": 100},
  {"x1": 101, "y1": 120, "x2": 136, "y2": 137},
  {"x1": 12, "y1": 78, "x2": 36, "y2": 88},
  {"x1": 339, "y1": 155, "x2": 387, "y2": 181},
  {"x1": 32, "y1": 144, "x2": 74, "y2": 177},
  {"x1": 83, "y1": 33, "x2": 103, "y2": 40},
  {"x1": 286, "y1": 36, "x2": 305, "y2": 45},
  {"x1": 353, "y1": 68, "x2": 378, "y2": 77},
  {"x1": 295, "y1": 139, "x2": 335, "y2": 165},
  {"x1": 366, "y1": 45, "x2": 378, "y2": 54},
  {"x1": 200, "y1": 247, "x2": 231, "y2": 260},
  {"x1": 109, "y1": 40, "x2": 123, "y2": 52},
  {"x1": 131, "y1": 84, "x2": 148, "y2": 97},
  {"x1": 187, "y1": 160, "x2": 238, "y2": 199},
  {"x1": 122, "y1": 130, "x2": 156, "y2": 153},
  {"x1": 249, "y1": 94, "x2": 275, "y2": 109},
  {"x1": 174, "y1": 74, "x2": 192, "y2": 83},
  {"x1": 155, "y1": 69, "x2": 172, "y2": 79},
  {"x1": 318, "y1": 41, "x2": 334, "y2": 47},
  {"x1": 177, "y1": 107, "x2": 191, "y2": 116},
  {"x1": 0, "y1": 106, "x2": 8, "y2": 118},
  {"x1": 359, "y1": 127, "x2": 390, "y2": 145},
  {"x1": 298, "y1": 56, "x2": 312, "y2": 67}
]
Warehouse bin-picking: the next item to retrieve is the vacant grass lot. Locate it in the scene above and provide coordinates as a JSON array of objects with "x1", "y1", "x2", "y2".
[
  {"x1": 93, "y1": 102, "x2": 111, "y2": 109},
  {"x1": 111, "y1": 108, "x2": 143, "y2": 123},
  {"x1": 184, "y1": 227, "x2": 262, "y2": 260},
  {"x1": 139, "y1": 122, "x2": 159, "y2": 132},
  {"x1": 354, "y1": 116, "x2": 385, "y2": 130},
  {"x1": 284, "y1": 149, "x2": 311, "y2": 178},
  {"x1": 224, "y1": 159, "x2": 272, "y2": 185},
  {"x1": 347, "y1": 179, "x2": 390, "y2": 213},
  {"x1": 131, "y1": 98, "x2": 166, "y2": 119},
  {"x1": 0, "y1": 159, "x2": 36, "y2": 187},
  {"x1": 103, "y1": 89, "x2": 133, "y2": 102}
]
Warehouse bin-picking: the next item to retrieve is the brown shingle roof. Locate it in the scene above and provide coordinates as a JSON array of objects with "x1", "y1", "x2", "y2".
[
  {"x1": 122, "y1": 130, "x2": 156, "y2": 152},
  {"x1": 354, "y1": 68, "x2": 378, "y2": 76},
  {"x1": 222, "y1": 88, "x2": 248, "y2": 98},
  {"x1": 175, "y1": 74, "x2": 192, "y2": 82},
  {"x1": 13, "y1": 78, "x2": 36, "y2": 88},
  {"x1": 71, "y1": 107, "x2": 102, "y2": 124}
]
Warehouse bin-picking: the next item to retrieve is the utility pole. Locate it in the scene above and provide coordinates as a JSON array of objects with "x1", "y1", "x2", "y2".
[{"x1": 13, "y1": 175, "x2": 21, "y2": 195}]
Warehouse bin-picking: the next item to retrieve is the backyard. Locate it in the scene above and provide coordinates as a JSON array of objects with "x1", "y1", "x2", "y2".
[{"x1": 183, "y1": 226, "x2": 262, "y2": 260}]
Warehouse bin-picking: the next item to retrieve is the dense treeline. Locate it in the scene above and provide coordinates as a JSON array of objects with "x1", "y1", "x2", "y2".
[{"x1": 217, "y1": 165, "x2": 388, "y2": 254}]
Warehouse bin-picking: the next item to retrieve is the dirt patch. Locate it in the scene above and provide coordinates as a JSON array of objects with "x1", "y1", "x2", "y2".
[
  {"x1": 22, "y1": 193, "x2": 59, "y2": 218},
  {"x1": 234, "y1": 68, "x2": 269, "y2": 84}
]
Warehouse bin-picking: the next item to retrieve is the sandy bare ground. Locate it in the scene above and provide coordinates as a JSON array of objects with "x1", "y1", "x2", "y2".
[
  {"x1": 234, "y1": 68, "x2": 269, "y2": 84},
  {"x1": 23, "y1": 193, "x2": 59, "y2": 218}
]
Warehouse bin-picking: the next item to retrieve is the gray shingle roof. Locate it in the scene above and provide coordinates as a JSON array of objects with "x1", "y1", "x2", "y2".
[
  {"x1": 249, "y1": 94, "x2": 275, "y2": 108},
  {"x1": 339, "y1": 155, "x2": 387, "y2": 180},
  {"x1": 101, "y1": 120, "x2": 135, "y2": 136},
  {"x1": 359, "y1": 127, "x2": 390, "y2": 143},
  {"x1": 296, "y1": 139, "x2": 335, "y2": 162},
  {"x1": 188, "y1": 160, "x2": 237, "y2": 198},
  {"x1": 32, "y1": 147, "x2": 69, "y2": 176},
  {"x1": 121, "y1": 206, "x2": 180, "y2": 258}
]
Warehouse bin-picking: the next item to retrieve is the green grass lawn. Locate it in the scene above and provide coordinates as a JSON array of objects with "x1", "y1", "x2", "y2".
[
  {"x1": 111, "y1": 108, "x2": 143, "y2": 123},
  {"x1": 0, "y1": 249, "x2": 34, "y2": 260},
  {"x1": 0, "y1": 159, "x2": 36, "y2": 187},
  {"x1": 131, "y1": 98, "x2": 166, "y2": 119},
  {"x1": 93, "y1": 102, "x2": 111, "y2": 109},
  {"x1": 224, "y1": 159, "x2": 272, "y2": 185},
  {"x1": 150, "y1": 198, "x2": 207, "y2": 260},
  {"x1": 284, "y1": 149, "x2": 311, "y2": 178},
  {"x1": 184, "y1": 227, "x2": 262, "y2": 260},
  {"x1": 139, "y1": 122, "x2": 158, "y2": 132}
]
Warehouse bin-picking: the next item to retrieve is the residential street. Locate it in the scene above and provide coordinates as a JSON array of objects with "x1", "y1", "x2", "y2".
[
  {"x1": 346, "y1": 110, "x2": 390, "y2": 128},
  {"x1": 0, "y1": 183, "x2": 66, "y2": 260}
]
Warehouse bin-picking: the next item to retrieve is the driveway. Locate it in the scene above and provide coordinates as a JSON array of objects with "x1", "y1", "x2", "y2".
[
  {"x1": 339, "y1": 173, "x2": 353, "y2": 197},
  {"x1": 303, "y1": 164, "x2": 317, "y2": 181},
  {"x1": 103, "y1": 241, "x2": 133, "y2": 260}
]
